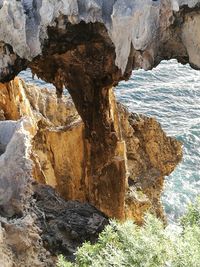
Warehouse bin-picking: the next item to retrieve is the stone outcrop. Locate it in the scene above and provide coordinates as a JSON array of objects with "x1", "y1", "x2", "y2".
[
  {"x1": 0, "y1": 0, "x2": 197, "y2": 222},
  {"x1": 0, "y1": 118, "x2": 33, "y2": 218},
  {"x1": 0, "y1": 1, "x2": 195, "y2": 265},
  {"x1": 0, "y1": 78, "x2": 182, "y2": 225},
  {"x1": 1, "y1": 0, "x2": 200, "y2": 79},
  {"x1": 1, "y1": 0, "x2": 198, "y2": 222},
  {"x1": 0, "y1": 116, "x2": 50, "y2": 267},
  {"x1": 0, "y1": 80, "x2": 109, "y2": 265},
  {"x1": 0, "y1": 181, "x2": 107, "y2": 267},
  {"x1": 33, "y1": 183, "x2": 108, "y2": 262},
  {"x1": 0, "y1": 213, "x2": 51, "y2": 267},
  {"x1": 118, "y1": 104, "x2": 182, "y2": 222}
]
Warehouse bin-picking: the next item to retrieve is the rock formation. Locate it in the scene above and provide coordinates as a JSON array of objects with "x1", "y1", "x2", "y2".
[
  {"x1": 0, "y1": 0, "x2": 197, "y2": 265},
  {"x1": 1, "y1": 0, "x2": 200, "y2": 79},
  {"x1": 0, "y1": 0, "x2": 198, "y2": 219},
  {"x1": 0, "y1": 78, "x2": 182, "y2": 223},
  {"x1": 0, "y1": 78, "x2": 181, "y2": 265},
  {"x1": 0, "y1": 81, "x2": 109, "y2": 266}
]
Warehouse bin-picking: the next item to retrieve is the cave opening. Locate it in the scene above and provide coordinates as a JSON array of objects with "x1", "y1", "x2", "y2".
[{"x1": 19, "y1": 68, "x2": 69, "y2": 95}]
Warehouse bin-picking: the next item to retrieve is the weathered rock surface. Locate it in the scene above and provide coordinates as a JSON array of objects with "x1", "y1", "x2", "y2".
[
  {"x1": 0, "y1": 1, "x2": 191, "y2": 264},
  {"x1": 0, "y1": 0, "x2": 195, "y2": 223},
  {"x1": 33, "y1": 183, "x2": 108, "y2": 261},
  {"x1": 0, "y1": 118, "x2": 33, "y2": 218},
  {"x1": 1, "y1": 0, "x2": 200, "y2": 79},
  {"x1": 0, "y1": 80, "x2": 109, "y2": 266},
  {"x1": 0, "y1": 181, "x2": 108, "y2": 267},
  {"x1": 0, "y1": 78, "x2": 182, "y2": 224},
  {"x1": 0, "y1": 116, "x2": 51, "y2": 267},
  {"x1": 0, "y1": 214, "x2": 51, "y2": 267},
  {"x1": 118, "y1": 104, "x2": 182, "y2": 223}
]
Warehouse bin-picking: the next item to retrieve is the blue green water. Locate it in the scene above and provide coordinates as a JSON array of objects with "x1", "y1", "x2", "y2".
[
  {"x1": 115, "y1": 60, "x2": 200, "y2": 222},
  {"x1": 20, "y1": 59, "x2": 200, "y2": 222}
]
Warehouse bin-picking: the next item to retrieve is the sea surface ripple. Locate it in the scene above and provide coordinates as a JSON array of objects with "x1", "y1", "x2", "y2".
[{"x1": 115, "y1": 60, "x2": 200, "y2": 222}]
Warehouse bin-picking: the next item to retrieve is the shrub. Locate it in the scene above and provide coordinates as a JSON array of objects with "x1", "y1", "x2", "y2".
[
  {"x1": 181, "y1": 197, "x2": 200, "y2": 227},
  {"x1": 57, "y1": 197, "x2": 200, "y2": 267}
]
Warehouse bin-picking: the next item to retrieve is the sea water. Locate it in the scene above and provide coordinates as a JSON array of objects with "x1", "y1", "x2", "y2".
[{"x1": 19, "y1": 59, "x2": 200, "y2": 222}]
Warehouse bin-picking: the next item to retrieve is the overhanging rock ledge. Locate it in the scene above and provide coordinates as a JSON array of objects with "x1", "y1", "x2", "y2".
[{"x1": 0, "y1": 1, "x2": 194, "y2": 264}]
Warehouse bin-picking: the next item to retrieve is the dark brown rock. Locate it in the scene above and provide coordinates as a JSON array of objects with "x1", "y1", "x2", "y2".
[{"x1": 33, "y1": 183, "x2": 108, "y2": 261}]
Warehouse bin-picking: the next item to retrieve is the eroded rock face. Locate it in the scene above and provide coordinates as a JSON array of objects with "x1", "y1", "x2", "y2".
[
  {"x1": 0, "y1": 79, "x2": 109, "y2": 266},
  {"x1": 0, "y1": 117, "x2": 52, "y2": 267},
  {"x1": 0, "y1": 214, "x2": 53, "y2": 267},
  {"x1": 0, "y1": 119, "x2": 33, "y2": 217},
  {"x1": 0, "y1": 0, "x2": 196, "y2": 222},
  {"x1": 1, "y1": 0, "x2": 200, "y2": 78},
  {"x1": 0, "y1": 1, "x2": 190, "y2": 265},
  {"x1": 33, "y1": 184, "x2": 108, "y2": 261},
  {"x1": 0, "y1": 78, "x2": 182, "y2": 224},
  {"x1": 0, "y1": 76, "x2": 182, "y2": 265},
  {"x1": 118, "y1": 104, "x2": 182, "y2": 223}
]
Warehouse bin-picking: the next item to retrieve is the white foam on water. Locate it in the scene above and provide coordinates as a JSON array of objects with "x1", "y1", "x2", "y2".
[{"x1": 116, "y1": 59, "x2": 200, "y2": 222}]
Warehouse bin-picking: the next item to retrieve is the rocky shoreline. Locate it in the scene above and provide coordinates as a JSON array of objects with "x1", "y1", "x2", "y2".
[
  {"x1": 0, "y1": 78, "x2": 182, "y2": 265},
  {"x1": 1, "y1": 0, "x2": 200, "y2": 265}
]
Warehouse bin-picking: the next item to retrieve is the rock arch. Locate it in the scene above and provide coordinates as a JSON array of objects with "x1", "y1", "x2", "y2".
[{"x1": 0, "y1": 0, "x2": 199, "y2": 220}]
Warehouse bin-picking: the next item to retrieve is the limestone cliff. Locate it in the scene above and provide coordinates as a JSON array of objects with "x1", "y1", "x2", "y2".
[
  {"x1": 0, "y1": 0, "x2": 197, "y2": 223},
  {"x1": 0, "y1": 80, "x2": 108, "y2": 266},
  {"x1": 0, "y1": 78, "x2": 182, "y2": 225},
  {"x1": 0, "y1": 1, "x2": 195, "y2": 265},
  {"x1": 1, "y1": 0, "x2": 200, "y2": 80},
  {"x1": 0, "y1": 76, "x2": 182, "y2": 266}
]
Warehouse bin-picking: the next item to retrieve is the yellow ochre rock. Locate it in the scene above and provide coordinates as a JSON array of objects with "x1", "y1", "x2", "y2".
[{"x1": 0, "y1": 78, "x2": 182, "y2": 224}]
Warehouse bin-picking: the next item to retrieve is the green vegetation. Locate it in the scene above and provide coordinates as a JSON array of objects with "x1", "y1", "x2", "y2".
[
  {"x1": 57, "y1": 197, "x2": 200, "y2": 267},
  {"x1": 181, "y1": 197, "x2": 200, "y2": 227}
]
